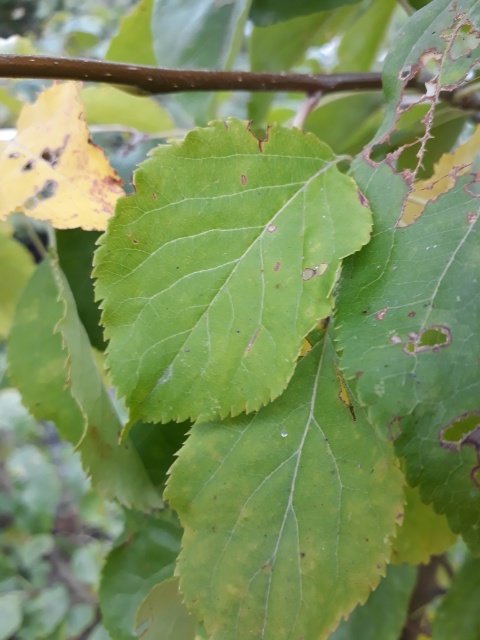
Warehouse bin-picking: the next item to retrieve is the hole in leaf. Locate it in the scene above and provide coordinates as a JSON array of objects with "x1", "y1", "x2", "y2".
[
  {"x1": 440, "y1": 412, "x2": 480, "y2": 489},
  {"x1": 441, "y1": 411, "x2": 480, "y2": 446},
  {"x1": 450, "y1": 23, "x2": 480, "y2": 60},
  {"x1": 403, "y1": 325, "x2": 451, "y2": 354}
]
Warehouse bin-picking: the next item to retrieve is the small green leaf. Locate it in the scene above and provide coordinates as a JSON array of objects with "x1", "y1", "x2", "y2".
[
  {"x1": 0, "y1": 592, "x2": 22, "y2": 640},
  {"x1": 249, "y1": 0, "x2": 362, "y2": 26},
  {"x1": 23, "y1": 585, "x2": 69, "y2": 638},
  {"x1": 432, "y1": 557, "x2": 480, "y2": 640},
  {"x1": 166, "y1": 338, "x2": 403, "y2": 640},
  {"x1": 335, "y1": 0, "x2": 395, "y2": 73},
  {"x1": 8, "y1": 257, "x2": 163, "y2": 509},
  {"x1": 330, "y1": 564, "x2": 416, "y2": 640},
  {"x1": 94, "y1": 120, "x2": 372, "y2": 423},
  {"x1": 100, "y1": 510, "x2": 182, "y2": 640},
  {"x1": 134, "y1": 577, "x2": 196, "y2": 640},
  {"x1": 106, "y1": 0, "x2": 156, "y2": 66},
  {"x1": 152, "y1": 0, "x2": 251, "y2": 70},
  {"x1": 392, "y1": 486, "x2": 456, "y2": 565}
]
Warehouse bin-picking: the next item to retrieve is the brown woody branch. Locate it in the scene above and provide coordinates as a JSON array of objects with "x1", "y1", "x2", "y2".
[
  {"x1": 0, "y1": 54, "x2": 401, "y2": 95},
  {"x1": 400, "y1": 554, "x2": 449, "y2": 640},
  {"x1": 0, "y1": 55, "x2": 478, "y2": 114}
]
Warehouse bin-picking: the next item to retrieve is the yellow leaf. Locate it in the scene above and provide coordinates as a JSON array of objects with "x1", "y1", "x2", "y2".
[
  {"x1": 401, "y1": 126, "x2": 480, "y2": 226},
  {"x1": 392, "y1": 485, "x2": 456, "y2": 565},
  {"x1": 0, "y1": 82, "x2": 124, "y2": 231}
]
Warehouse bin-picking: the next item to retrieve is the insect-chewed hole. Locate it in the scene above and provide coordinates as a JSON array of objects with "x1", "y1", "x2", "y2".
[
  {"x1": 441, "y1": 412, "x2": 480, "y2": 446},
  {"x1": 403, "y1": 325, "x2": 451, "y2": 355}
]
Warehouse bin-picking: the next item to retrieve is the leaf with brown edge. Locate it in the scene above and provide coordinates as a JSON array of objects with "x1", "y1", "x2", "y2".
[
  {"x1": 401, "y1": 125, "x2": 480, "y2": 226},
  {"x1": 0, "y1": 82, "x2": 124, "y2": 230}
]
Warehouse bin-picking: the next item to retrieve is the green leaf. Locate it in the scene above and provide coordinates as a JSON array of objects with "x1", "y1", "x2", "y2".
[
  {"x1": 305, "y1": 93, "x2": 383, "y2": 156},
  {"x1": 23, "y1": 585, "x2": 69, "y2": 638},
  {"x1": 152, "y1": 0, "x2": 251, "y2": 70},
  {"x1": 0, "y1": 229, "x2": 34, "y2": 339},
  {"x1": 371, "y1": 103, "x2": 466, "y2": 179},
  {"x1": 94, "y1": 120, "x2": 372, "y2": 423},
  {"x1": 128, "y1": 420, "x2": 191, "y2": 494},
  {"x1": 335, "y1": 0, "x2": 395, "y2": 72},
  {"x1": 372, "y1": 0, "x2": 480, "y2": 150},
  {"x1": 0, "y1": 592, "x2": 22, "y2": 640},
  {"x1": 329, "y1": 564, "x2": 416, "y2": 640},
  {"x1": 134, "y1": 577, "x2": 196, "y2": 640},
  {"x1": 249, "y1": 0, "x2": 362, "y2": 26},
  {"x1": 6, "y1": 445, "x2": 61, "y2": 532},
  {"x1": 432, "y1": 557, "x2": 480, "y2": 640},
  {"x1": 166, "y1": 338, "x2": 404, "y2": 640},
  {"x1": 249, "y1": 12, "x2": 330, "y2": 74},
  {"x1": 247, "y1": 5, "x2": 358, "y2": 123},
  {"x1": 7, "y1": 257, "x2": 163, "y2": 509},
  {"x1": 335, "y1": 158, "x2": 480, "y2": 551},
  {"x1": 82, "y1": 85, "x2": 173, "y2": 135},
  {"x1": 99, "y1": 510, "x2": 182, "y2": 640},
  {"x1": 56, "y1": 228, "x2": 105, "y2": 351},
  {"x1": 106, "y1": 0, "x2": 156, "y2": 65},
  {"x1": 392, "y1": 485, "x2": 456, "y2": 565},
  {"x1": 8, "y1": 259, "x2": 85, "y2": 445}
]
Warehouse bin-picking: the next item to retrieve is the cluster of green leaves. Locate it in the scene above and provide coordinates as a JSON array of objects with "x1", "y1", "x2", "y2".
[{"x1": 2, "y1": 0, "x2": 480, "y2": 639}]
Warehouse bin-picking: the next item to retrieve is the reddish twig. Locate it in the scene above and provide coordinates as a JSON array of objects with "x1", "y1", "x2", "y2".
[{"x1": 0, "y1": 54, "x2": 396, "y2": 95}]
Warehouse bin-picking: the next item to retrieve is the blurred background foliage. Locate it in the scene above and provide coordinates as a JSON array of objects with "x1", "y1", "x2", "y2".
[
  {"x1": 1, "y1": 0, "x2": 474, "y2": 638},
  {"x1": 0, "y1": 347, "x2": 123, "y2": 639}
]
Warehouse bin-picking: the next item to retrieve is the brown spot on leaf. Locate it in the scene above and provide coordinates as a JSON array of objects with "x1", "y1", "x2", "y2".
[
  {"x1": 301, "y1": 263, "x2": 328, "y2": 281},
  {"x1": 273, "y1": 261, "x2": 281, "y2": 272},
  {"x1": 375, "y1": 307, "x2": 388, "y2": 321},
  {"x1": 244, "y1": 329, "x2": 260, "y2": 355},
  {"x1": 266, "y1": 223, "x2": 277, "y2": 233},
  {"x1": 399, "y1": 65, "x2": 413, "y2": 81},
  {"x1": 403, "y1": 324, "x2": 451, "y2": 355},
  {"x1": 467, "y1": 211, "x2": 478, "y2": 224},
  {"x1": 408, "y1": 311, "x2": 416, "y2": 317},
  {"x1": 241, "y1": 174, "x2": 247, "y2": 186},
  {"x1": 22, "y1": 160, "x2": 34, "y2": 171},
  {"x1": 387, "y1": 416, "x2": 404, "y2": 441},
  {"x1": 357, "y1": 190, "x2": 370, "y2": 208}
]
